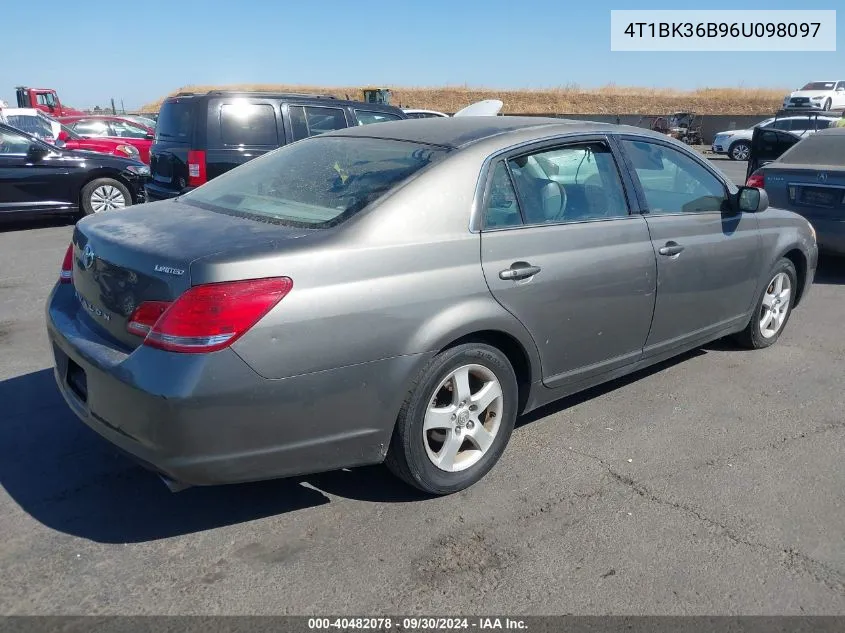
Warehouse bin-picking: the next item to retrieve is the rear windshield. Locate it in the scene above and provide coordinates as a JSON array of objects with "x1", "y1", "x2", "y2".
[
  {"x1": 181, "y1": 136, "x2": 450, "y2": 228},
  {"x1": 801, "y1": 82, "x2": 836, "y2": 90},
  {"x1": 6, "y1": 115, "x2": 53, "y2": 139},
  {"x1": 777, "y1": 132, "x2": 845, "y2": 165},
  {"x1": 155, "y1": 100, "x2": 193, "y2": 142}
]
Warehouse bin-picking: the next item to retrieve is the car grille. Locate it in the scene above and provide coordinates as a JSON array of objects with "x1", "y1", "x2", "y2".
[{"x1": 790, "y1": 97, "x2": 810, "y2": 106}]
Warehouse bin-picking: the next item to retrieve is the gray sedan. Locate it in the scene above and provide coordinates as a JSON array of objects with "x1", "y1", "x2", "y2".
[{"x1": 46, "y1": 117, "x2": 818, "y2": 495}]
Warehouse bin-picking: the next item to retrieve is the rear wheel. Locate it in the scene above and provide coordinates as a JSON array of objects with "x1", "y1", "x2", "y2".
[
  {"x1": 729, "y1": 141, "x2": 750, "y2": 161},
  {"x1": 81, "y1": 178, "x2": 131, "y2": 215},
  {"x1": 385, "y1": 343, "x2": 518, "y2": 495},
  {"x1": 735, "y1": 258, "x2": 797, "y2": 349}
]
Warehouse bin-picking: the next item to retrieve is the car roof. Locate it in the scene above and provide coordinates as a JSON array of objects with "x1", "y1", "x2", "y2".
[
  {"x1": 163, "y1": 91, "x2": 402, "y2": 111},
  {"x1": 816, "y1": 127, "x2": 845, "y2": 136},
  {"x1": 325, "y1": 116, "x2": 660, "y2": 149}
]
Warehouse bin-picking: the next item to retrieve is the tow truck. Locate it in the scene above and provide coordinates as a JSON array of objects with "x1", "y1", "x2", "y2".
[{"x1": 14, "y1": 86, "x2": 85, "y2": 117}]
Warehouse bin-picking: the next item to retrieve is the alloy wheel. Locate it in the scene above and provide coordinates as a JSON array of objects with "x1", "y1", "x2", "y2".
[
  {"x1": 759, "y1": 272, "x2": 792, "y2": 338},
  {"x1": 90, "y1": 185, "x2": 126, "y2": 212},
  {"x1": 422, "y1": 364, "x2": 504, "y2": 472}
]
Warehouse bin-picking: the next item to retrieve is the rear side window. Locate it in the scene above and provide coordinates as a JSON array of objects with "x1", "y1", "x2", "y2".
[
  {"x1": 155, "y1": 100, "x2": 193, "y2": 143},
  {"x1": 289, "y1": 106, "x2": 348, "y2": 141},
  {"x1": 355, "y1": 110, "x2": 402, "y2": 126},
  {"x1": 484, "y1": 162, "x2": 523, "y2": 228},
  {"x1": 220, "y1": 103, "x2": 278, "y2": 146}
]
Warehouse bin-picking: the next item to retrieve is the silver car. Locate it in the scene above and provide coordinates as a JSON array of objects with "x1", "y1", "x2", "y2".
[{"x1": 46, "y1": 117, "x2": 818, "y2": 495}]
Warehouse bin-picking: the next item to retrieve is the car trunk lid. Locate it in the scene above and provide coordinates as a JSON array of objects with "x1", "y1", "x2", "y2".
[
  {"x1": 763, "y1": 164, "x2": 845, "y2": 220},
  {"x1": 70, "y1": 199, "x2": 316, "y2": 350}
]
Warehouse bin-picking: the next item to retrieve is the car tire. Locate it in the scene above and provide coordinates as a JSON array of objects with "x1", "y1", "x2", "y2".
[
  {"x1": 823, "y1": 98, "x2": 832, "y2": 111},
  {"x1": 385, "y1": 343, "x2": 518, "y2": 495},
  {"x1": 735, "y1": 258, "x2": 797, "y2": 350},
  {"x1": 81, "y1": 178, "x2": 132, "y2": 216},
  {"x1": 729, "y1": 141, "x2": 751, "y2": 161}
]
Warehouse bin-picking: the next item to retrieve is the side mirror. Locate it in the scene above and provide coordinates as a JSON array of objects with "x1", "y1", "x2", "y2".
[
  {"x1": 737, "y1": 186, "x2": 768, "y2": 213},
  {"x1": 58, "y1": 130, "x2": 70, "y2": 142},
  {"x1": 144, "y1": 133, "x2": 154, "y2": 140},
  {"x1": 26, "y1": 144, "x2": 49, "y2": 162}
]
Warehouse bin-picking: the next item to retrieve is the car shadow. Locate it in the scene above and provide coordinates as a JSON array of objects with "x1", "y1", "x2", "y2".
[
  {"x1": 0, "y1": 215, "x2": 76, "y2": 233},
  {"x1": 0, "y1": 346, "x2": 737, "y2": 543},
  {"x1": 517, "y1": 348, "x2": 705, "y2": 427},
  {"x1": 814, "y1": 254, "x2": 845, "y2": 285}
]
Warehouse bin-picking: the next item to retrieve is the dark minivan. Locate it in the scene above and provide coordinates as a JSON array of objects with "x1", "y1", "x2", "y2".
[{"x1": 146, "y1": 91, "x2": 407, "y2": 201}]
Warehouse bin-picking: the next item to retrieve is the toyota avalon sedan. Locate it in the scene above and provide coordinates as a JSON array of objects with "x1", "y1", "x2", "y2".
[{"x1": 46, "y1": 117, "x2": 818, "y2": 495}]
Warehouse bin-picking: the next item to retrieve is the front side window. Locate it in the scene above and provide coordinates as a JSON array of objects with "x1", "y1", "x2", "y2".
[
  {"x1": 73, "y1": 120, "x2": 110, "y2": 137},
  {"x1": 622, "y1": 140, "x2": 728, "y2": 214},
  {"x1": 289, "y1": 106, "x2": 348, "y2": 141},
  {"x1": 355, "y1": 110, "x2": 402, "y2": 126},
  {"x1": 0, "y1": 128, "x2": 33, "y2": 155},
  {"x1": 220, "y1": 102, "x2": 278, "y2": 146},
  {"x1": 505, "y1": 142, "x2": 629, "y2": 224},
  {"x1": 182, "y1": 137, "x2": 449, "y2": 228}
]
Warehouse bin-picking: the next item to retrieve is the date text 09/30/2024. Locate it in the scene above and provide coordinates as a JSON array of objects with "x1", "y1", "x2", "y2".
[{"x1": 307, "y1": 617, "x2": 528, "y2": 630}]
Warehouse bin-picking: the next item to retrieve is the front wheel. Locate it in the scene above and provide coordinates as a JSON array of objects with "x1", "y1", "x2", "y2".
[
  {"x1": 81, "y1": 178, "x2": 132, "y2": 216},
  {"x1": 735, "y1": 258, "x2": 797, "y2": 349},
  {"x1": 823, "y1": 98, "x2": 832, "y2": 111},
  {"x1": 385, "y1": 343, "x2": 518, "y2": 495},
  {"x1": 729, "y1": 141, "x2": 750, "y2": 161}
]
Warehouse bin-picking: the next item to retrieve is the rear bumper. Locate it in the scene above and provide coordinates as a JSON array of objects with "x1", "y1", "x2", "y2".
[
  {"x1": 46, "y1": 283, "x2": 426, "y2": 487},
  {"x1": 145, "y1": 182, "x2": 193, "y2": 202}
]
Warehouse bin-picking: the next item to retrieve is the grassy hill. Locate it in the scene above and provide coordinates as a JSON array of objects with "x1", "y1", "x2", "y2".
[{"x1": 140, "y1": 83, "x2": 787, "y2": 115}]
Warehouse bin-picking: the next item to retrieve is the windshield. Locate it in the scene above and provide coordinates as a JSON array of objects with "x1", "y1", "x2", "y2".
[
  {"x1": 182, "y1": 136, "x2": 451, "y2": 228},
  {"x1": 800, "y1": 82, "x2": 835, "y2": 91},
  {"x1": 777, "y1": 132, "x2": 845, "y2": 165}
]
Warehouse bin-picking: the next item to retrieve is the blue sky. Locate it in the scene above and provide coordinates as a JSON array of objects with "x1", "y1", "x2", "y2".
[{"x1": 1, "y1": 0, "x2": 841, "y2": 109}]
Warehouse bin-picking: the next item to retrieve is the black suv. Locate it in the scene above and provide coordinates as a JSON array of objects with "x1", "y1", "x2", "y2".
[{"x1": 146, "y1": 91, "x2": 407, "y2": 201}]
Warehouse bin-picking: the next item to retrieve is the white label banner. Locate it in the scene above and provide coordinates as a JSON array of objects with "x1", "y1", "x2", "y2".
[{"x1": 610, "y1": 10, "x2": 836, "y2": 51}]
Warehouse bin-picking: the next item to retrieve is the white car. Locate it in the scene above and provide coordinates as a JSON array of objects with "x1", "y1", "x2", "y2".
[
  {"x1": 782, "y1": 81, "x2": 845, "y2": 111},
  {"x1": 403, "y1": 100, "x2": 504, "y2": 119},
  {"x1": 712, "y1": 114, "x2": 839, "y2": 161}
]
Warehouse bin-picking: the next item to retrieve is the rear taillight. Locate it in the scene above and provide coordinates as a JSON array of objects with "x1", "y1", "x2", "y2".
[
  {"x1": 60, "y1": 244, "x2": 73, "y2": 284},
  {"x1": 126, "y1": 277, "x2": 293, "y2": 353},
  {"x1": 746, "y1": 172, "x2": 765, "y2": 188},
  {"x1": 187, "y1": 150, "x2": 207, "y2": 187}
]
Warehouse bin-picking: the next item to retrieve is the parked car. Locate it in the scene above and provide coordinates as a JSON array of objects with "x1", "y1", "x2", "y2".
[
  {"x1": 0, "y1": 107, "x2": 144, "y2": 161},
  {"x1": 146, "y1": 91, "x2": 407, "y2": 201},
  {"x1": 47, "y1": 117, "x2": 817, "y2": 495},
  {"x1": 59, "y1": 115, "x2": 155, "y2": 163},
  {"x1": 746, "y1": 127, "x2": 844, "y2": 255},
  {"x1": 0, "y1": 122, "x2": 149, "y2": 218},
  {"x1": 403, "y1": 109, "x2": 449, "y2": 119},
  {"x1": 712, "y1": 114, "x2": 838, "y2": 161},
  {"x1": 782, "y1": 81, "x2": 845, "y2": 111}
]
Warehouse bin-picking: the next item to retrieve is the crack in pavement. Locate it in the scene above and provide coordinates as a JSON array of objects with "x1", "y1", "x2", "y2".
[{"x1": 565, "y1": 447, "x2": 845, "y2": 596}]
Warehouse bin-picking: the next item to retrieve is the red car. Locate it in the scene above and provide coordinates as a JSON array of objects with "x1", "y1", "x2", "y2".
[{"x1": 59, "y1": 115, "x2": 154, "y2": 163}]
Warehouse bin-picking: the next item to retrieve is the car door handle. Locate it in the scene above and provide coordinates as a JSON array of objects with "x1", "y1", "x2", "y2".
[
  {"x1": 499, "y1": 262, "x2": 541, "y2": 280},
  {"x1": 658, "y1": 242, "x2": 685, "y2": 257}
]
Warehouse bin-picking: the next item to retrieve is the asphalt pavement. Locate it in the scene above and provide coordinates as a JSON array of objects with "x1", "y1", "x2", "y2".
[{"x1": 1, "y1": 159, "x2": 843, "y2": 615}]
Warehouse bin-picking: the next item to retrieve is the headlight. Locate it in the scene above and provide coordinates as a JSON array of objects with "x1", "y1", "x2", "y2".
[
  {"x1": 126, "y1": 164, "x2": 150, "y2": 176},
  {"x1": 811, "y1": 96, "x2": 824, "y2": 101},
  {"x1": 116, "y1": 144, "x2": 139, "y2": 157}
]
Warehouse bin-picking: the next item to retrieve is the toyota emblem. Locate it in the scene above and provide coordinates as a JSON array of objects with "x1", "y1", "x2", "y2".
[{"x1": 82, "y1": 244, "x2": 96, "y2": 270}]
